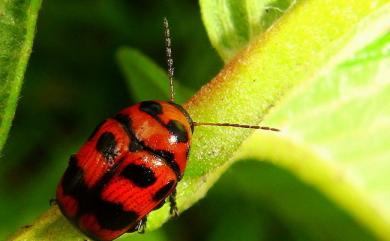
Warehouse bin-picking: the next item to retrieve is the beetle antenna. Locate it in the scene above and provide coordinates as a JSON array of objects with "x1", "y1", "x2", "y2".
[
  {"x1": 162, "y1": 18, "x2": 279, "y2": 133},
  {"x1": 163, "y1": 17, "x2": 175, "y2": 102},
  {"x1": 193, "y1": 122, "x2": 280, "y2": 132}
]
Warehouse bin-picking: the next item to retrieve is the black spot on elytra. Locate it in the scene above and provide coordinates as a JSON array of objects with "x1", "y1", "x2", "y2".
[
  {"x1": 153, "y1": 181, "x2": 175, "y2": 201},
  {"x1": 121, "y1": 164, "x2": 157, "y2": 188},
  {"x1": 152, "y1": 150, "x2": 181, "y2": 180},
  {"x1": 114, "y1": 114, "x2": 143, "y2": 152},
  {"x1": 139, "y1": 101, "x2": 163, "y2": 117},
  {"x1": 166, "y1": 120, "x2": 188, "y2": 143},
  {"x1": 96, "y1": 132, "x2": 118, "y2": 162},
  {"x1": 167, "y1": 101, "x2": 194, "y2": 132},
  {"x1": 92, "y1": 201, "x2": 139, "y2": 230},
  {"x1": 62, "y1": 155, "x2": 88, "y2": 197},
  {"x1": 88, "y1": 120, "x2": 106, "y2": 140}
]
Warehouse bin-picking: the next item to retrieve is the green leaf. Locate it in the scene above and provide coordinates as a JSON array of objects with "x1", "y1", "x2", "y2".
[
  {"x1": 116, "y1": 47, "x2": 193, "y2": 104},
  {"x1": 233, "y1": 31, "x2": 390, "y2": 240},
  {"x1": 200, "y1": 0, "x2": 295, "y2": 61},
  {"x1": 7, "y1": 1, "x2": 389, "y2": 240},
  {"x1": 0, "y1": 0, "x2": 42, "y2": 154},
  {"x1": 179, "y1": 1, "x2": 390, "y2": 240}
]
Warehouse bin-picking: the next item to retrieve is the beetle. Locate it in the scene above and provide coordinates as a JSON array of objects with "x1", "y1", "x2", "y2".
[{"x1": 55, "y1": 18, "x2": 279, "y2": 241}]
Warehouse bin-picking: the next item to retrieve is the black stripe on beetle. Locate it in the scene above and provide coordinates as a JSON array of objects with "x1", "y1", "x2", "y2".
[
  {"x1": 166, "y1": 120, "x2": 188, "y2": 143},
  {"x1": 93, "y1": 157, "x2": 125, "y2": 193},
  {"x1": 62, "y1": 155, "x2": 88, "y2": 198},
  {"x1": 150, "y1": 150, "x2": 181, "y2": 180},
  {"x1": 121, "y1": 164, "x2": 157, "y2": 188},
  {"x1": 92, "y1": 200, "x2": 139, "y2": 230},
  {"x1": 113, "y1": 114, "x2": 132, "y2": 136},
  {"x1": 113, "y1": 114, "x2": 144, "y2": 152},
  {"x1": 153, "y1": 180, "x2": 175, "y2": 201},
  {"x1": 114, "y1": 114, "x2": 182, "y2": 180},
  {"x1": 96, "y1": 132, "x2": 118, "y2": 163},
  {"x1": 129, "y1": 141, "x2": 144, "y2": 152},
  {"x1": 71, "y1": 157, "x2": 132, "y2": 232}
]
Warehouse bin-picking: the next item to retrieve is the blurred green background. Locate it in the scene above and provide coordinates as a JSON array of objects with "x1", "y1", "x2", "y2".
[{"x1": 0, "y1": 1, "x2": 384, "y2": 241}]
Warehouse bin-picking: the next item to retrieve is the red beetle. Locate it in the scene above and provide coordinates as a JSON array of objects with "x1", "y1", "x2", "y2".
[{"x1": 56, "y1": 18, "x2": 278, "y2": 241}]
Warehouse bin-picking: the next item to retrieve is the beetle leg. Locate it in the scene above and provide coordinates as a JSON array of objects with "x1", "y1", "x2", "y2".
[
  {"x1": 127, "y1": 216, "x2": 147, "y2": 234},
  {"x1": 137, "y1": 216, "x2": 147, "y2": 233},
  {"x1": 169, "y1": 189, "x2": 178, "y2": 217}
]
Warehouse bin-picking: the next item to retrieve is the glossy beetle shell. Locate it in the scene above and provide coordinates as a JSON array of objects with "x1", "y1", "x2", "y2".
[{"x1": 56, "y1": 100, "x2": 193, "y2": 241}]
